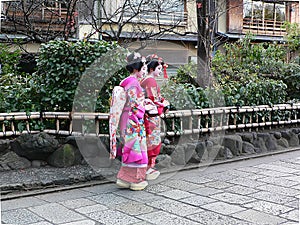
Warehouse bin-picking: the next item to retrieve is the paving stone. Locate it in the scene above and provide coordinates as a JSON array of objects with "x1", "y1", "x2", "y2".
[
  {"x1": 257, "y1": 177, "x2": 299, "y2": 187},
  {"x1": 146, "y1": 198, "x2": 203, "y2": 217},
  {"x1": 271, "y1": 160, "x2": 300, "y2": 170},
  {"x1": 244, "y1": 174, "x2": 266, "y2": 180},
  {"x1": 257, "y1": 170, "x2": 290, "y2": 177},
  {"x1": 36, "y1": 189, "x2": 94, "y2": 203},
  {"x1": 249, "y1": 191, "x2": 297, "y2": 204},
  {"x1": 2, "y1": 208, "x2": 44, "y2": 225},
  {"x1": 202, "y1": 170, "x2": 257, "y2": 182},
  {"x1": 87, "y1": 193, "x2": 128, "y2": 206},
  {"x1": 2, "y1": 149, "x2": 300, "y2": 225},
  {"x1": 256, "y1": 184, "x2": 300, "y2": 197},
  {"x1": 75, "y1": 204, "x2": 108, "y2": 214},
  {"x1": 290, "y1": 184, "x2": 300, "y2": 191},
  {"x1": 226, "y1": 185, "x2": 259, "y2": 195},
  {"x1": 243, "y1": 200, "x2": 293, "y2": 215},
  {"x1": 1, "y1": 196, "x2": 48, "y2": 211},
  {"x1": 253, "y1": 164, "x2": 300, "y2": 174},
  {"x1": 29, "y1": 202, "x2": 85, "y2": 224},
  {"x1": 160, "y1": 179, "x2": 202, "y2": 191},
  {"x1": 186, "y1": 210, "x2": 252, "y2": 225},
  {"x1": 283, "y1": 158, "x2": 300, "y2": 164},
  {"x1": 227, "y1": 177, "x2": 266, "y2": 188},
  {"x1": 130, "y1": 222, "x2": 154, "y2": 225},
  {"x1": 219, "y1": 170, "x2": 254, "y2": 179},
  {"x1": 111, "y1": 201, "x2": 155, "y2": 216},
  {"x1": 280, "y1": 222, "x2": 300, "y2": 225},
  {"x1": 158, "y1": 189, "x2": 195, "y2": 200},
  {"x1": 283, "y1": 200, "x2": 299, "y2": 208},
  {"x1": 59, "y1": 198, "x2": 97, "y2": 209},
  {"x1": 236, "y1": 166, "x2": 267, "y2": 174},
  {"x1": 81, "y1": 183, "x2": 119, "y2": 194},
  {"x1": 189, "y1": 186, "x2": 223, "y2": 196},
  {"x1": 86, "y1": 209, "x2": 140, "y2": 225},
  {"x1": 28, "y1": 222, "x2": 53, "y2": 225},
  {"x1": 210, "y1": 192, "x2": 256, "y2": 204},
  {"x1": 61, "y1": 220, "x2": 96, "y2": 225},
  {"x1": 280, "y1": 209, "x2": 299, "y2": 222},
  {"x1": 199, "y1": 201, "x2": 246, "y2": 215},
  {"x1": 204, "y1": 180, "x2": 234, "y2": 189},
  {"x1": 144, "y1": 183, "x2": 173, "y2": 193},
  {"x1": 114, "y1": 188, "x2": 162, "y2": 202},
  {"x1": 182, "y1": 175, "x2": 213, "y2": 184},
  {"x1": 232, "y1": 209, "x2": 287, "y2": 224},
  {"x1": 284, "y1": 175, "x2": 300, "y2": 184},
  {"x1": 179, "y1": 195, "x2": 216, "y2": 206},
  {"x1": 137, "y1": 210, "x2": 201, "y2": 225},
  {"x1": 270, "y1": 160, "x2": 299, "y2": 170}
]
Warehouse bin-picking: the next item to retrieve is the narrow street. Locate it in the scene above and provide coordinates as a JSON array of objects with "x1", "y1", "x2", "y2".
[{"x1": 1, "y1": 150, "x2": 300, "y2": 225}]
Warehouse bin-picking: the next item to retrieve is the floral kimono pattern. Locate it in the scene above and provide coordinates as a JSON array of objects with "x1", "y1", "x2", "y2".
[
  {"x1": 140, "y1": 76, "x2": 165, "y2": 167},
  {"x1": 118, "y1": 76, "x2": 148, "y2": 167},
  {"x1": 109, "y1": 86, "x2": 127, "y2": 159}
]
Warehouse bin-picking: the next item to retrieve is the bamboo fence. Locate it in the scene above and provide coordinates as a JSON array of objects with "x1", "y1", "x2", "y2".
[{"x1": 1, "y1": 103, "x2": 300, "y2": 138}]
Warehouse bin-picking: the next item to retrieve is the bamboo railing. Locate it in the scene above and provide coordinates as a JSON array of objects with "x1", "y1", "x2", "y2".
[{"x1": 1, "y1": 103, "x2": 300, "y2": 138}]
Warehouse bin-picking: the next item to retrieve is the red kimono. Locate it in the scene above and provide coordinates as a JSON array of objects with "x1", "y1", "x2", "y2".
[{"x1": 140, "y1": 76, "x2": 165, "y2": 168}]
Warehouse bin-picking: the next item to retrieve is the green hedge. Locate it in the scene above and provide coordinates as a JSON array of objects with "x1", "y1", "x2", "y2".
[{"x1": 33, "y1": 40, "x2": 128, "y2": 112}]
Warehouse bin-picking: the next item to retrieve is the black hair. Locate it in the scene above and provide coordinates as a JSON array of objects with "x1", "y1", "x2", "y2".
[
  {"x1": 126, "y1": 61, "x2": 144, "y2": 73},
  {"x1": 147, "y1": 60, "x2": 164, "y2": 73},
  {"x1": 126, "y1": 52, "x2": 144, "y2": 73}
]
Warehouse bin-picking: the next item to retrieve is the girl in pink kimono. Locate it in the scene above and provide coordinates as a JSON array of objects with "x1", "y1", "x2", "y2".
[
  {"x1": 140, "y1": 54, "x2": 169, "y2": 180},
  {"x1": 114, "y1": 52, "x2": 149, "y2": 191}
]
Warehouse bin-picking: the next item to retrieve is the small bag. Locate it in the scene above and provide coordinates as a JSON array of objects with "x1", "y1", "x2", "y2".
[
  {"x1": 162, "y1": 99, "x2": 170, "y2": 113},
  {"x1": 144, "y1": 99, "x2": 158, "y2": 117}
]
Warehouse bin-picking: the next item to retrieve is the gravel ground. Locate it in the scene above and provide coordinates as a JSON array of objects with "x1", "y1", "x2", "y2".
[{"x1": 0, "y1": 163, "x2": 120, "y2": 195}]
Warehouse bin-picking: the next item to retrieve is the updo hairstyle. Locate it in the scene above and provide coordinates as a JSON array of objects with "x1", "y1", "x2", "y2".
[
  {"x1": 146, "y1": 54, "x2": 164, "y2": 73},
  {"x1": 126, "y1": 52, "x2": 145, "y2": 73}
]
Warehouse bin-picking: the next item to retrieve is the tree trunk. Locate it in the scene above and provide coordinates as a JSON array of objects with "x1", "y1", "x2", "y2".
[{"x1": 196, "y1": 0, "x2": 215, "y2": 88}]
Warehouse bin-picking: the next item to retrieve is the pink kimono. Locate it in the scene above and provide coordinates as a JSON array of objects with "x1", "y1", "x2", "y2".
[{"x1": 116, "y1": 76, "x2": 148, "y2": 183}]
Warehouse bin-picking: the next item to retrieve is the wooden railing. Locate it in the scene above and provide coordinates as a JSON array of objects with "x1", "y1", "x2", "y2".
[
  {"x1": 1, "y1": 103, "x2": 300, "y2": 138},
  {"x1": 243, "y1": 18, "x2": 286, "y2": 36}
]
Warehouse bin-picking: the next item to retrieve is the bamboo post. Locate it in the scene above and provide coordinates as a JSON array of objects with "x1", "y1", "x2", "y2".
[
  {"x1": 95, "y1": 118, "x2": 99, "y2": 136},
  {"x1": 26, "y1": 120, "x2": 30, "y2": 133},
  {"x1": 198, "y1": 112, "x2": 202, "y2": 131},
  {"x1": 56, "y1": 115, "x2": 60, "y2": 133},
  {"x1": 211, "y1": 110, "x2": 215, "y2": 130},
  {"x1": 242, "y1": 111, "x2": 245, "y2": 132},
  {"x1": 172, "y1": 117, "x2": 175, "y2": 133},
  {"x1": 11, "y1": 120, "x2": 15, "y2": 135},
  {"x1": 69, "y1": 112, "x2": 73, "y2": 135},
  {"x1": 180, "y1": 112, "x2": 183, "y2": 132},
  {"x1": 189, "y1": 112, "x2": 193, "y2": 133}
]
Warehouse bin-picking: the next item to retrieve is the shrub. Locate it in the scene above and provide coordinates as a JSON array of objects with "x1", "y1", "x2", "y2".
[
  {"x1": 278, "y1": 62, "x2": 300, "y2": 101},
  {"x1": 0, "y1": 44, "x2": 38, "y2": 112},
  {"x1": 161, "y1": 79, "x2": 209, "y2": 110},
  {"x1": 212, "y1": 35, "x2": 288, "y2": 106},
  {"x1": 33, "y1": 40, "x2": 128, "y2": 112}
]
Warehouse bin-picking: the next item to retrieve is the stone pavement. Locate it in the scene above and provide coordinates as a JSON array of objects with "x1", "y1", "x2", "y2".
[{"x1": 1, "y1": 150, "x2": 300, "y2": 225}]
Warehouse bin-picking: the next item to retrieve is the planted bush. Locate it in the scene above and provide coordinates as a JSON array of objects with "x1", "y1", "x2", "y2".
[
  {"x1": 33, "y1": 40, "x2": 128, "y2": 112},
  {"x1": 0, "y1": 44, "x2": 38, "y2": 112},
  {"x1": 212, "y1": 36, "x2": 288, "y2": 106}
]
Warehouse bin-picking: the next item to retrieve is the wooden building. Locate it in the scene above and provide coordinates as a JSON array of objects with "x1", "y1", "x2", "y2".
[
  {"x1": 218, "y1": 0, "x2": 300, "y2": 41},
  {"x1": 1, "y1": 0, "x2": 300, "y2": 67}
]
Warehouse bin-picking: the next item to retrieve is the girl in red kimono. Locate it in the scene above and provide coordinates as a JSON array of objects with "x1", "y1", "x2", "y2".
[
  {"x1": 112, "y1": 52, "x2": 149, "y2": 191},
  {"x1": 140, "y1": 54, "x2": 169, "y2": 180}
]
